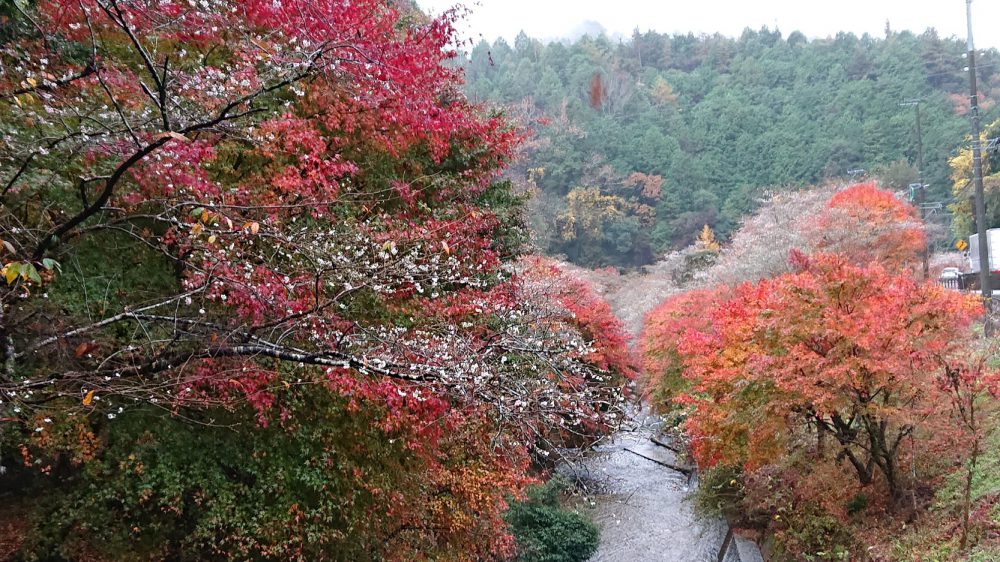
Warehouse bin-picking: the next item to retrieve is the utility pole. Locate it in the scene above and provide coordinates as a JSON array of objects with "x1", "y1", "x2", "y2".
[
  {"x1": 901, "y1": 99, "x2": 929, "y2": 279},
  {"x1": 967, "y1": 0, "x2": 991, "y2": 303}
]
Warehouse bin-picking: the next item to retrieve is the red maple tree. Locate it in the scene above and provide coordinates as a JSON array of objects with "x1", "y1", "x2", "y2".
[{"x1": 0, "y1": 1, "x2": 633, "y2": 556}]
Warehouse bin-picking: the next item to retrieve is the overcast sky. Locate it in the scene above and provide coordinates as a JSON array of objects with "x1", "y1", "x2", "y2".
[{"x1": 417, "y1": 0, "x2": 1000, "y2": 50}]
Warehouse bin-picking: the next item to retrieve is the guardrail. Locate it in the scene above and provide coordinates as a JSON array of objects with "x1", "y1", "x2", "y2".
[
  {"x1": 940, "y1": 276, "x2": 964, "y2": 290},
  {"x1": 939, "y1": 272, "x2": 1000, "y2": 291}
]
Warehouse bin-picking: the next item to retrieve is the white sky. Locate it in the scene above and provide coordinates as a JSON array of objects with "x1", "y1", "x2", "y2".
[{"x1": 418, "y1": 0, "x2": 1000, "y2": 50}]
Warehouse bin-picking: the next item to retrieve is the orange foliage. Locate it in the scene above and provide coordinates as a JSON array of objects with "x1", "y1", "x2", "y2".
[
  {"x1": 811, "y1": 182, "x2": 926, "y2": 271},
  {"x1": 381, "y1": 409, "x2": 529, "y2": 560},
  {"x1": 625, "y1": 172, "x2": 664, "y2": 201},
  {"x1": 669, "y1": 255, "x2": 980, "y2": 497},
  {"x1": 640, "y1": 287, "x2": 726, "y2": 409}
]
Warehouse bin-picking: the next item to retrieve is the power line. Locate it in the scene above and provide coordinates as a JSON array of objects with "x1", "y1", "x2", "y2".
[{"x1": 901, "y1": 98, "x2": 929, "y2": 277}]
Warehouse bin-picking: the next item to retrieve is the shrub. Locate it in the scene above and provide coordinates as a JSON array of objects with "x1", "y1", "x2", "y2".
[
  {"x1": 504, "y1": 477, "x2": 599, "y2": 562},
  {"x1": 19, "y1": 381, "x2": 526, "y2": 561}
]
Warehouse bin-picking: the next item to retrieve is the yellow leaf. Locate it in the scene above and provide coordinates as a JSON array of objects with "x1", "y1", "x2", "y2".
[
  {"x1": 82, "y1": 390, "x2": 95, "y2": 406},
  {"x1": 208, "y1": 235, "x2": 217, "y2": 244},
  {"x1": 441, "y1": 241, "x2": 451, "y2": 255}
]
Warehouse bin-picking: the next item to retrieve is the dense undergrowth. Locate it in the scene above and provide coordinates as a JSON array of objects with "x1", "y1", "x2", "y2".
[{"x1": 504, "y1": 477, "x2": 600, "y2": 562}]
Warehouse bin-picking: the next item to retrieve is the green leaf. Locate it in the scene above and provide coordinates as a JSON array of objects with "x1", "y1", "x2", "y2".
[
  {"x1": 23, "y1": 263, "x2": 41, "y2": 284},
  {"x1": 191, "y1": 207, "x2": 205, "y2": 218},
  {"x1": 41, "y1": 258, "x2": 61, "y2": 272}
]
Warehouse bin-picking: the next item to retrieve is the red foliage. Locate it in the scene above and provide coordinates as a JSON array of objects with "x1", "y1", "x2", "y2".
[
  {"x1": 640, "y1": 287, "x2": 727, "y2": 409},
  {"x1": 519, "y1": 256, "x2": 638, "y2": 380},
  {"x1": 0, "y1": 0, "x2": 625, "y2": 555},
  {"x1": 810, "y1": 182, "x2": 927, "y2": 270},
  {"x1": 589, "y1": 73, "x2": 604, "y2": 109}
]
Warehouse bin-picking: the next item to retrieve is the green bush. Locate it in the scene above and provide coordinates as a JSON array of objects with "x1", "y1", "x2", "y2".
[
  {"x1": 690, "y1": 465, "x2": 744, "y2": 521},
  {"x1": 845, "y1": 493, "x2": 868, "y2": 516},
  {"x1": 20, "y1": 392, "x2": 406, "y2": 561},
  {"x1": 773, "y1": 504, "x2": 853, "y2": 562},
  {"x1": 504, "y1": 476, "x2": 599, "y2": 562}
]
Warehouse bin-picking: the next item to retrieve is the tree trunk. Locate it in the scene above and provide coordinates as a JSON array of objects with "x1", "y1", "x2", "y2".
[
  {"x1": 880, "y1": 452, "x2": 900, "y2": 502},
  {"x1": 861, "y1": 416, "x2": 903, "y2": 503},
  {"x1": 961, "y1": 437, "x2": 979, "y2": 551},
  {"x1": 816, "y1": 419, "x2": 827, "y2": 457},
  {"x1": 829, "y1": 414, "x2": 874, "y2": 486},
  {"x1": 0, "y1": 303, "x2": 13, "y2": 382},
  {"x1": 838, "y1": 447, "x2": 873, "y2": 486}
]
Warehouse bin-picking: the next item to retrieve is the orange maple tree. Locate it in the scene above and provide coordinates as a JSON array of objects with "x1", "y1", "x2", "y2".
[
  {"x1": 675, "y1": 255, "x2": 980, "y2": 500},
  {"x1": 810, "y1": 182, "x2": 927, "y2": 271},
  {"x1": 640, "y1": 287, "x2": 726, "y2": 410}
]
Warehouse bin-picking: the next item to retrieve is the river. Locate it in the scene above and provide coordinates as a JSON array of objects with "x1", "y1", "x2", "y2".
[
  {"x1": 567, "y1": 408, "x2": 739, "y2": 562},
  {"x1": 556, "y1": 261, "x2": 762, "y2": 562}
]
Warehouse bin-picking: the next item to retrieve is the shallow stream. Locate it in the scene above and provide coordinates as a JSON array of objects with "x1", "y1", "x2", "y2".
[{"x1": 568, "y1": 409, "x2": 739, "y2": 562}]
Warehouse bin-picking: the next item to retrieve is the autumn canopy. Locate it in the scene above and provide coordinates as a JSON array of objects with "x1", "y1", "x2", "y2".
[{"x1": 0, "y1": 0, "x2": 635, "y2": 558}]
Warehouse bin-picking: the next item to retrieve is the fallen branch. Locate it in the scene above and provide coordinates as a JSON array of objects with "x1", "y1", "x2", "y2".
[
  {"x1": 650, "y1": 435, "x2": 684, "y2": 454},
  {"x1": 624, "y1": 447, "x2": 693, "y2": 475},
  {"x1": 717, "y1": 527, "x2": 734, "y2": 562}
]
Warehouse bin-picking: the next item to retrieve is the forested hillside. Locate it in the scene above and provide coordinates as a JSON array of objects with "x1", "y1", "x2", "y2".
[{"x1": 464, "y1": 28, "x2": 1000, "y2": 267}]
